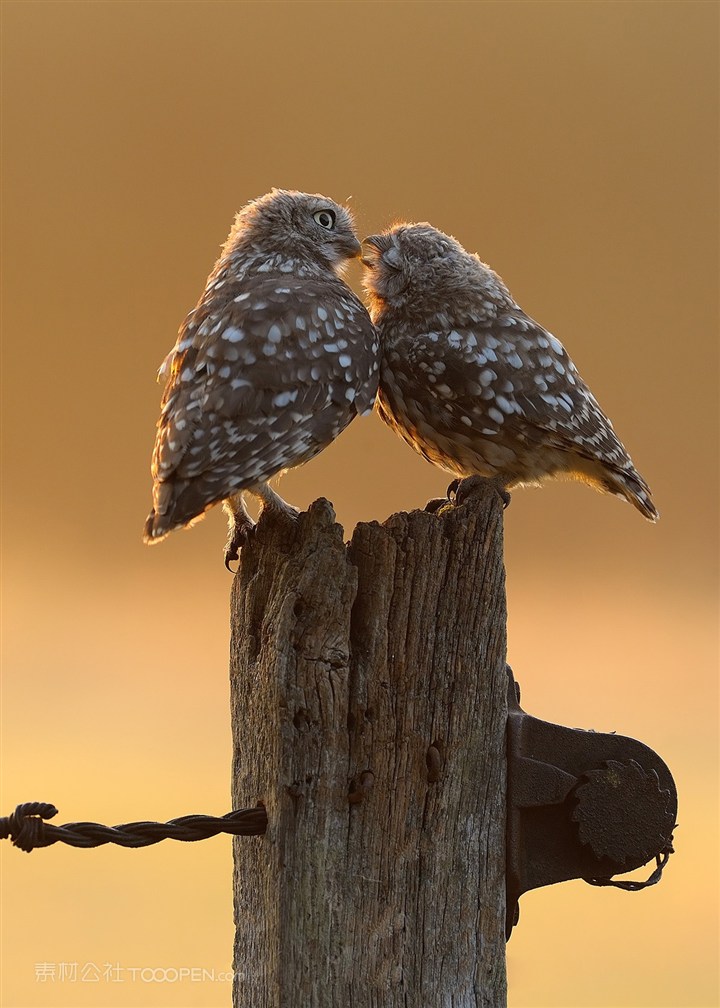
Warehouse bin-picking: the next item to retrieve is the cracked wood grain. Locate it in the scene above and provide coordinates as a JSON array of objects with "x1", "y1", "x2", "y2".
[{"x1": 230, "y1": 483, "x2": 508, "y2": 1007}]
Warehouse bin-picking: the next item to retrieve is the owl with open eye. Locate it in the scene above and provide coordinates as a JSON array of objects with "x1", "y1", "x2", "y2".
[
  {"x1": 144, "y1": 189, "x2": 379, "y2": 567},
  {"x1": 362, "y1": 223, "x2": 658, "y2": 521}
]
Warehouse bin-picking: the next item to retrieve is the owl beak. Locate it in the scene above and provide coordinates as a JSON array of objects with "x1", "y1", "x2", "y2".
[
  {"x1": 333, "y1": 234, "x2": 362, "y2": 260},
  {"x1": 361, "y1": 235, "x2": 384, "y2": 268},
  {"x1": 346, "y1": 235, "x2": 362, "y2": 258},
  {"x1": 363, "y1": 234, "x2": 385, "y2": 250},
  {"x1": 362, "y1": 235, "x2": 402, "y2": 271}
]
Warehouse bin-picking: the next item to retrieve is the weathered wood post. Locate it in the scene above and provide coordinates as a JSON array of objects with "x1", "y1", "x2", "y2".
[{"x1": 230, "y1": 482, "x2": 508, "y2": 1006}]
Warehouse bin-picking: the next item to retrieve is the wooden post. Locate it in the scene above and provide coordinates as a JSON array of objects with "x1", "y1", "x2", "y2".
[{"x1": 230, "y1": 483, "x2": 508, "y2": 1007}]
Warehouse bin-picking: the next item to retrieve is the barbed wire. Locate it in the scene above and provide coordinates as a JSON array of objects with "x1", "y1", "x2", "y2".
[{"x1": 0, "y1": 802, "x2": 267, "y2": 853}]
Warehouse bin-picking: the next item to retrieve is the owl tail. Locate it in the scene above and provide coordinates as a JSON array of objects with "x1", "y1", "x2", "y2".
[
  {"x1": 608, "y1": 467, "x2": 659, "y2": 522},
  {"x1": 143, "y1": 478, "x2": 221, "y2": 544},
  {"x1": 142, "y1": 509, "x2": 169, "y2": 545},
  {"x1": 142, "y1": 477, "x2": 176, "y2": 544},
  {"x1": 143, "y1": 504, "x2": 202, "y2": 544}
]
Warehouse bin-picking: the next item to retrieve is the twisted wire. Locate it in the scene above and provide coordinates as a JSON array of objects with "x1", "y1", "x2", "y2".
[{"x1": 0, "y1": 802, "x2": 267, "y2": 852}]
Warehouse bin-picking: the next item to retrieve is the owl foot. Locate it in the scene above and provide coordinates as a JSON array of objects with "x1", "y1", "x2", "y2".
[
  {"x1": 454, "y1": 476, "x2": 511, "y2": 510},
  {"x1": 251, "y1": 482, "x2": 301, "y2": 524},
  {"x1": 224, "y1": 517, "x2": 256, "y2": 572},
  {"x1": 223, "y1": 493, "x2": 256, "y2": 572}
]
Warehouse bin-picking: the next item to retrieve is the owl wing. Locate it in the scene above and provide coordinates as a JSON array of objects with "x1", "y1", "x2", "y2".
[
  {"x1": 398, "y1": 314, "x2": 634, "y2": 479},
  {"x1": 150, "y1": 274, "x2": 378, "y2": 521},
  {"x1": 154, "y1": 272, "x2": 379, "y2": 479},
  {"x1": 480, "y1": 314, "x2": 637, "y2": 477}
]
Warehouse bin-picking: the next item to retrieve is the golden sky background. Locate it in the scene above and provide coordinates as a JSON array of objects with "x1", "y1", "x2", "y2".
[{"x1": 1, "y1": 2, "x2": 718, "y2": 1006}]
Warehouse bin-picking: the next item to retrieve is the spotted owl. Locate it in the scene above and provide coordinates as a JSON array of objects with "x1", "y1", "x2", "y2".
[
  {"x1": 362, "y1": 224, "x2": 658, "y2": 520},
  {"x1": 143, "y1": 189, "x2": 379, "y2": 565}
]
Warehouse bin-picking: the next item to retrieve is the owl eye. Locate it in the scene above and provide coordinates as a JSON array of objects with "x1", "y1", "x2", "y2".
[{"x1": 313, "y1": 209, "x2": 336, "y2": 230}]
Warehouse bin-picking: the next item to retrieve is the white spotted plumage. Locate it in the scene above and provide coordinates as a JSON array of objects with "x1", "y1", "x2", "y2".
[
  {"x1": 144, "y1": 189, "x2": 379, "y2": 562},
  {"x1": 362, "y1": 223, "x2": 658, "y2": 521}
]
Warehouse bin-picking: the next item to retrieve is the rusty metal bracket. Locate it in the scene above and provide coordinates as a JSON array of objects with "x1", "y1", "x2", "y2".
[{"x1": 505, "y1": 666, "x2": 676, "y2": 939}]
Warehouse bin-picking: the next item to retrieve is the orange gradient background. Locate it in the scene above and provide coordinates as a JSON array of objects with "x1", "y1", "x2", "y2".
[{"x1": 1, "y1": 3, "x2": 717, "y2": 1006}]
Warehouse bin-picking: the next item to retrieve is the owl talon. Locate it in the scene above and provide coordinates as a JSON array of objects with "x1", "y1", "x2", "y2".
[
  {"x1": 224, "y1": 539, "x2": 242, "y2": 572},
  {"x1": 446, "y1": 478, "x2": 461, "y2": 501},
  {"x1": 223, "y1": 533, "x2": 250, "y2": 573},
  {"x1": 224, "y1": 518, "x2": 256, "y2": 572}
]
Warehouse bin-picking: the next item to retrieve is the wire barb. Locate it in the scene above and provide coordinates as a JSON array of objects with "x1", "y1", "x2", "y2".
[{"x1": 0, "y1": 802, "x2": 268, "y2": 853}]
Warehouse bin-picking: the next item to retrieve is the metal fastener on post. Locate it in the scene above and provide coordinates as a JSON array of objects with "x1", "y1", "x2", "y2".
[{"x1": 505, "y1": 666, "x2": 676, "y2": 938}]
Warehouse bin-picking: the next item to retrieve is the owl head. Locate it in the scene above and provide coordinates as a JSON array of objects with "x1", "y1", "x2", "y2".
[
  {"x1": 224, "y1": 189, "x2": 361, "y2": 272},
  {"x1": 362, "y1": 223, "x2": 512, "y2": 322}
]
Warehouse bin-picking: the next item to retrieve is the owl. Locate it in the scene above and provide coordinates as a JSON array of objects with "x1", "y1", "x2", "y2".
[
  {"x1": 362, "y1": 223, "x2": 658, "y2": 521},
  {"x1": 143, "y1": 189, "x2": 379, "y2": 566}
]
